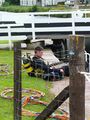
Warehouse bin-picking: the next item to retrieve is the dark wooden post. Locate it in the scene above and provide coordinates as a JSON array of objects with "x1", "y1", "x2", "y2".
[
  {"x1": 69, "y1": 35, "x2": 85, "y2": 120},
  {"x1": 14, "y1": 42, "x2": 22, "y2": 120}
]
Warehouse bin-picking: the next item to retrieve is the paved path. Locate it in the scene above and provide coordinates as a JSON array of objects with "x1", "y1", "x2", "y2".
[{"x1": 50, "y1": 78, "x2": 90, "y2": 120}]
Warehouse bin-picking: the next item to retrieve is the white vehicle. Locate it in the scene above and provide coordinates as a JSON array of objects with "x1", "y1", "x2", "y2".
[{"x1": 65, "y1": 0, "x2": 74, "y2": 6}]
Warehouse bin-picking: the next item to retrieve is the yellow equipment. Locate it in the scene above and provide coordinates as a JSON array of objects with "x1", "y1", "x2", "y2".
[{"x1": 22, "y1": 54, "x2": 33, "y2": 74}]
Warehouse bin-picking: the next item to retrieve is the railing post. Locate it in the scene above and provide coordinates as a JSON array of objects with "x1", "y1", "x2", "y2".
[
  {"x1": 85, "y1": 51, "x2": 90, "y2": 72},
  {"x1": 72, "y1": 12, "x2": 75, "y2": 35},
  {"x1": 88, "y1": 54, "x2": 90, "y2": 72},
  {"x1": 8, "y1": 25, "x2": 12, "y2": 50},
  {"x1": 31, "y1": 14, "x2": 35, "y2": 40}
]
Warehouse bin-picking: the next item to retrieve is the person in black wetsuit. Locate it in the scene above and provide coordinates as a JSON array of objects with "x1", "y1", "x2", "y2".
[{"x1": 31, "y1": 46, "x2": 64, "y2": 81}]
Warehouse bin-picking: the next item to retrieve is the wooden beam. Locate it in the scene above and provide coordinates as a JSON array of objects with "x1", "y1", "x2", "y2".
[
  {"x1": 35, "y1": 86, "x2": 69, "y2": 120},
  {"x1": 14, "y1": 42, "x2": 22, "y2": 120},
  {"x1": 69, "y1": 35, "x2": 85, "y2": 120}
]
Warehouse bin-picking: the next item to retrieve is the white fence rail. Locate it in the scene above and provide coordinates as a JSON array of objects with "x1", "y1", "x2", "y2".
[{"x1": 0, "y1": 10, "x2": 90, "y2": 49}]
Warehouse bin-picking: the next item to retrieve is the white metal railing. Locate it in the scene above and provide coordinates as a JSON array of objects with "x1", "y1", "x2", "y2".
[
  {"x1": 0, "y1": 10, "x2": 90, "y2": 49},
  {"x1": 0, "y1": 24, "x2": 27, "y2": 49}
]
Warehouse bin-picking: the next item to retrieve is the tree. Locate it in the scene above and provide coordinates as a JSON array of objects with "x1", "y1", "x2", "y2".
[
  {"x1": 5, "y1": 0, "x2": 20, "y2": 5},
  {"x1": 11, "y1": 0, "x2": 20, "y2": 5}
]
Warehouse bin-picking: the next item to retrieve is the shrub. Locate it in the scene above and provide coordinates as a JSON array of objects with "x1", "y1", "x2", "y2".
[
  {"x1": 31, "y1": 5, "x2": 38, "y2": 12},
  {"x1": 2, "y1": 2, "x2": 10, "y2": 6}
]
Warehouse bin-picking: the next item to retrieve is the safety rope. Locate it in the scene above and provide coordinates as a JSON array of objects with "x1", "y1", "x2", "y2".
[
  {"x1": 0, "y1": 64, "x2": 9, "y2": 76},
  {"x1": 0, "y1": 87, "x2": 69, "y2": 120},
  {"x1": 22, "y1": 108, "x2": 69, "y2": 120},
  {"x1": 0, "y1": 87, "x2": 45, "y2": 99},
  {"x1": 22, "y1": 96, "x2": 69, "y2": 120}
]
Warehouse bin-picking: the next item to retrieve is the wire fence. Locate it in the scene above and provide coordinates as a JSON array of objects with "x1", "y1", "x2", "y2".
[{"x1": 0, "y1": 48, "x2": 90, "y2": 120}]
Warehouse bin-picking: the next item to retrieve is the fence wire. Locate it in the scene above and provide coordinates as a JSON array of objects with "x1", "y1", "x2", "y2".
[{"x1": 0, "y1": 48, "x2": 90, "y2": 120}]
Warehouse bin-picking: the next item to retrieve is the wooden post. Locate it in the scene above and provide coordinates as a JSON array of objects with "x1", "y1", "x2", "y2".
[
  {"x1": 14, "y1": 42, "x2": 22, "y2": 120},
  {"x1": 69, "y1": 35, "x2": 85, "y2": 120}
]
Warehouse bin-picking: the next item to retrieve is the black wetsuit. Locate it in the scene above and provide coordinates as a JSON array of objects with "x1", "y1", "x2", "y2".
[{"x1": 31, "y1": 56, "x2": 63, "y2": 81}]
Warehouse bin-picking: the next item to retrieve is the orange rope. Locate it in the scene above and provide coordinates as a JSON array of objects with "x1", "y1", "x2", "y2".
[
  {"x1": 1, "y1": 88, "x2": 69, "y2": 120},
  {"x1": 1, "y1": 87, "x2": 45, "y2": 99},
  {"x1": 22, "y1": 96, "x2": 69, "y2": 120}
]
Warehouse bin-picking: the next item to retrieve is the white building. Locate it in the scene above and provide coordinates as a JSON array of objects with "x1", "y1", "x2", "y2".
[
  {"x1": 0, "y1": 0, "x2": 5, "y2": 6},
  {"x1": 20, "y1": 0, "x2": 65, "y2": 6}
]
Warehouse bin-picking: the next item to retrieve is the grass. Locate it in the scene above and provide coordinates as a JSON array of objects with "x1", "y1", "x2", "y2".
[
  {"x1": 0, "y1": 40, "x2": 9, "y2": 44},
  {"x1": 0, "y1": 40, "x2": 20, "y2": 44},
  {"x1": 0, "y1": 50, "x2": 54, "y2": 120},
  {"x1": 0, "y1": 3, "x2": 89, "y2": 13},
  {"x1": 0, "y1": 4, "x2": 74, "y2": 12}
]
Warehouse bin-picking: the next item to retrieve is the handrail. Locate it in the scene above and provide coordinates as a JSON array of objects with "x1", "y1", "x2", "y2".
[
  {"x1": 0, "y1": 10, "x2": 90, "y2": 49},
  {"x1": 85, "y1": 51, "x2": 90, "y2": 72}
]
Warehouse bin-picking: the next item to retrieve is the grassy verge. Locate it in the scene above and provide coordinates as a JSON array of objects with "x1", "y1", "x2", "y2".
[
  {"x1": 0, "y1": 40, "x2": 9, "y2": 44},
  {"x1": 0, "y1": 4, "x2": 72, "y2": 12},
  {"x1": 0, "y1": 50, "x2": 54, "y2": 120}
]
